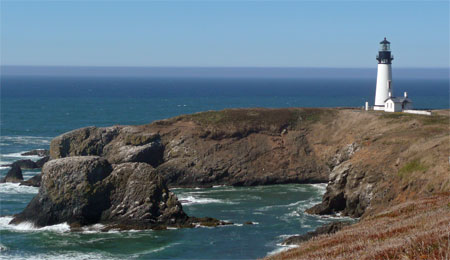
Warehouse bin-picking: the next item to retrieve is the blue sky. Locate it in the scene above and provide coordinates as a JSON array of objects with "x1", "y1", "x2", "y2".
[{"x1": 1, "y1": 1, "x2": 449, "y2": 68}]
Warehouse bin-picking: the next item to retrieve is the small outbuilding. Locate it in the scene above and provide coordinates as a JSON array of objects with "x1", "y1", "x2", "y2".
[{"x1": 384, "y1": 92, "x2": 412, "y2": 112}]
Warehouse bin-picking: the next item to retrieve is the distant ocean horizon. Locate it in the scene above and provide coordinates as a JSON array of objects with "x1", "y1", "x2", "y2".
[
  {"x1": 2, "y1": 65, "x2": 449, "y2": 79},
  {"x1": 0, "y1": 66, "x2": 448, "y2": 259}
]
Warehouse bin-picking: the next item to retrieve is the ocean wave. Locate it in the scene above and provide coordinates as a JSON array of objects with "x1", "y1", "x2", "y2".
[
  {"x1": 131, "y1": 242, "x2": 181, "y2": 258},
  {"x1": 0, "y1": 136, "x2": 51, "y2": 146},
  {"x1": 177, "y1": 195, "x2": 237, "y2": 205},
  {"x1": 0, "y1": 217, "x2": 70, "y2": 233},
  {"x1": 0, "y1": 183, "x2": 39, "y2": 195},
  {"x1": 0, "y1": 252, "x2": 115, "y2": 260},
  {"x1": 2, "y1": 152, "x2": 41, "y2": 159},
  {"x1": 308, "y1": 183, "x2": 328, "y2": 194},
  {"x1": 80, "y1": 223, "x2": 106, "y2": 234},
  {"x1": 22, "y1": 171, "x2": 41, "y2": 178},
  {"x1": 266, "y1": 244, "x2": 299, "y2": 257},
  {"x1": 277, "y1": 234, "x2": 300, "y2": 240},
  {"x1": 0, "y1": 243, "x2": 8, "y2": 252}
]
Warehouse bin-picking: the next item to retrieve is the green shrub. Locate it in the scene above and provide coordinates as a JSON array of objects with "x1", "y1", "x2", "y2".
[{"x1": 398, "y1": 159, "x2": 428, "y2": 179}]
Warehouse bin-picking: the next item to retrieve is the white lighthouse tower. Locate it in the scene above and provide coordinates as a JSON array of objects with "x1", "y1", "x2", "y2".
[{"x1": 374, "y1": 38, "x2": 394, "y2": 110}]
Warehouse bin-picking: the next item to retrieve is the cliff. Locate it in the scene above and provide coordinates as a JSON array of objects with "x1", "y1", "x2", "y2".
[
  {"x1": 48, "y1": 108, "x2": 449, "y2": 219},
  {"x1": 12, "y1": 108, "x2": 449, "y2": 238}
]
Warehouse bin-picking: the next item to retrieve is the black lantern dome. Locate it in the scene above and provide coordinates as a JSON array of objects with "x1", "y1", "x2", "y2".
[{"x1": 376, "y1": 37, "x2": 393, "y2": 64}]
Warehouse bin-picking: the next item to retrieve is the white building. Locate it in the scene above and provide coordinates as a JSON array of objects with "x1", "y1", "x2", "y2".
[
  {"x1": 384, "y1": 92, "x2": 413, "y2": 112},
  {"x1": 372, "y1": 38, "x2": 415, "y2": 113}
]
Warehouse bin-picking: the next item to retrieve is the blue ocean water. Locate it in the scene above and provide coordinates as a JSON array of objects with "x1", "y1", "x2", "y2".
[{"x1": 0, "y1": 74, "x2": 448, "y2": 259}]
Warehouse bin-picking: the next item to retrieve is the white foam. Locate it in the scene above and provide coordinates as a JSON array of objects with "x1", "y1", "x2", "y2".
[
  {"x1": 0, "y1": 243, "x2": 8, "y2": 251},
  {"x1": 266, "y1": 244, "x2": 299, "y2": 256},
  {"x1": 0, "y1": 183, "x2": 39, "y2": 195},
  {"x1": 0, "y1": 136, "x2": 51, "y2": 146},
  {"x1": 0, "y1": 217, "x2": 70, "y2": 233},
  {"x1": 309, "y1": 183, "x2": 328, "y2": 194},
  {"x1": 277, "y1": 234, "x2": 300, "y2": 240},
  {"x1": 177, "y1": 195, "x2": 236, "y2": 205},
  {"x1": 0, "y1": 252, "x2": 113, "y2": 260},
  {"x1": 81, "y1": 223, "x2": 106, "y2": 233},
  {"x1": 2, "y1": 152, "x2": 41, "y2": 159},
  {"x1": 131, "y1": 242, "x2": 180, "y2": 258},
  {"x1": 22, "y1": 171, "x2": 40, "y2": 178}
]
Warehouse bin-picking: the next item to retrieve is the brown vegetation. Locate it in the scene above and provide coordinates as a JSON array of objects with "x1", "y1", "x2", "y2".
[{"x1": 265, "y1": 194, "x2": 450, "y2": 260}]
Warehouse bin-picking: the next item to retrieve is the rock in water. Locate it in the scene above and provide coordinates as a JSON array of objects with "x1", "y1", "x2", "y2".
[
  {"x1": 0, "y1": 165, "x2": 23, "y2": 183},
  {"x1": 20, "y1": 174, "x2": 42, "y2": 187},
  {"x1": 35, "y1": 156, "x2": 50, "y2": 168},
  {"x1": 10, "y1": 157, "x2": 190, "y2": 229},
  {"x1": 282, "y1": 221, "x2": 352, "y2": 245},
  {"x1": 100, "y1": 162, "x2": 188, "y2": 229},
  {"x1": 21, "y1": 149, "x2": 50, "y2": 157},
  {"x1": 49, "y1": 126, "x2": 164, "y2": 167},
  {"x1": 10, "y1": 156, "x2": 113, "y2": 227},
  {"x1": 11, "y1": 159, "x2": 37, "y2": 169}
]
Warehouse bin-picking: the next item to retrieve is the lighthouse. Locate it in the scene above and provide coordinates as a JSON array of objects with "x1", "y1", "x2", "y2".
[{"x1": 374, "y1": 37, "x2": 394, "y2": 110}]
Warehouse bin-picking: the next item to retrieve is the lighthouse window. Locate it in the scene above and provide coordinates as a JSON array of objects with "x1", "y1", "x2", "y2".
[{"x1": 380, "y1": 43, "x2": 390, "y2": 51}]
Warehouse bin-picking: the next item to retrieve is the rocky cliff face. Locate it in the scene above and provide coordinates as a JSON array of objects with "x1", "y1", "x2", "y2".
[
  {"x1": 50, "y1": 109, "x2": 334, "y2": 188},
  {"x1": 16, "y1": 108, "x2": 449, "y2": 226}
]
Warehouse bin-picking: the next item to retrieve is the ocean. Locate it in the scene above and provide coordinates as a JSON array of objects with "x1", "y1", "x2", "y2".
[{"x1": 0, "y1": 72, "x2": 448, "y2": 259}]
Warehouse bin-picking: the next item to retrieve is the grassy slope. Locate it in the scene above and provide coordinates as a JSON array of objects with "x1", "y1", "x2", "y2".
[
  {"x1": 264, "y1": 109, "x2": 450, "y2": 259},
  {"x1": 266, "y1": 194, "x2": 450, "y2": 260}
]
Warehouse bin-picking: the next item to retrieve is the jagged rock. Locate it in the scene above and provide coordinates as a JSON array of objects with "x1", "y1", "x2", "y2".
[
  {"x1": 104, "y1": 142, "x2": 164, "y2": 167},
  {"x1": 11, "y1": 159, "x2": 37, "y2": 169},
  {"x1": 20, "y1": 174, "x2": 42, "y2": 187},
  {"x1": 49, "y1": 126, "x2": 122, "y2": 158},
  {"x1": 10, "y1": 157, "x2": 219, "y2": 230},
  {"x1": 307, "y1": 160, "x2": 377, "y2": 218},
  {"x1": 282, "y1": 221, "x2": 352, "y2": 245},
  {"x1": 10, "y1": 156, "x2": 114, "y2": 227},
  {"x1": 99, "y1": 162, "x2": 187, "y2": 228},
  {"x1": 35, "y1": 156, "x2": 50, "y2": 168},
  {"x1": 21, "y1": 149, "x2": 49, "y2": 157},
  {"x1": 1, "y1": 157, "x2": 51, "y2": 170},
  {"x1": 50, "y1": 126, "x2": 164, "y2": 167},
  {"x1": 0, "y1": 165, "x2": 23, "y2": 183},
  {"x1": 328, "y1": 143, "x2": 359, "y2": 170}
]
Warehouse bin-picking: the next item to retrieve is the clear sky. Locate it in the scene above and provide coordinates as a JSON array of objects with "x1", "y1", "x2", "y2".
[{"x1": 1, "y1": 1, "x2": 449, "y2": 68}]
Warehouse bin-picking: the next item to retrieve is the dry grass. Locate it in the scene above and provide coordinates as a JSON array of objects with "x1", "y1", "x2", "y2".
[
  {"x1": 265, "y1": 194, "x2": 450, "y2": 260},
  {"x1": 176, "y1": 108, "x2": 337, "y2": 139}
]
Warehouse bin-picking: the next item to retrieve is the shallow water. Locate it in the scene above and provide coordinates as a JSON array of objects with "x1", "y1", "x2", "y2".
[{"x1": 1, "y1": 178, "x2": 347, "y2": 259}]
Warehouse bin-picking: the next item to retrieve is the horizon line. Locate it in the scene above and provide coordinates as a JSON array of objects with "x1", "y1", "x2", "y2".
[{"x1": 2, "y1": 65, "x2": 449, "y2": 70}]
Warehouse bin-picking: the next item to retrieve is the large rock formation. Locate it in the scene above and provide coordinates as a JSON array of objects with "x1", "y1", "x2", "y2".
[
  {"x1": 10, "y1": 156, "x2": 226, "y2": 229},
  {"x1": 49, "y1": 109, "x2": 333, "y2": 188},
  {"x1": 11, "y1": 157, "x2": 114, "y2": 227}
]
